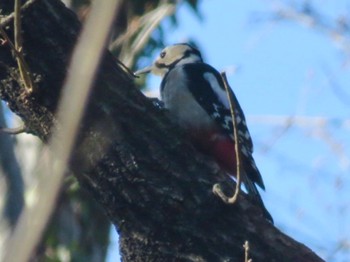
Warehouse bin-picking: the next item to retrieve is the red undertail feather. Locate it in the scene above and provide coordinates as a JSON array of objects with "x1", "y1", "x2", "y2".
[{"x1": 194, "y1": 132, "x2": 237, "y2": 175}]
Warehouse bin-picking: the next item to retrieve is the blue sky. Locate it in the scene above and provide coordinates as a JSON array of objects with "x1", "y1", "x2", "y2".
[{"x1": 108, "y1": 1, "x2": 350, "y2": 261}]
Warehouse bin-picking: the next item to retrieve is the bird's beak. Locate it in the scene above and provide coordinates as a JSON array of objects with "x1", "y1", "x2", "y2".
[{"x1": 134, "y1": 66, "x2": 153, "y2": 76}]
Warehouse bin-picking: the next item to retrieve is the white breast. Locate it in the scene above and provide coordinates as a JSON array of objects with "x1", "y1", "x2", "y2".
[{"x1": 161, "y1": 66, "x2": 216, "y2": 133}]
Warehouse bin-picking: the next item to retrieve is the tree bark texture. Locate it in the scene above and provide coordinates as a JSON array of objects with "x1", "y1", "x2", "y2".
[{"x1": 0, "y1": 1, "x2": 324, "y2": 261}]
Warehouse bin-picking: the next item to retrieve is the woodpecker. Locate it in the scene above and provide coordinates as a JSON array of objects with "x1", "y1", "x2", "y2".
[{"x1": 135, "y1": 43, "x2": 273, "y2": 222}]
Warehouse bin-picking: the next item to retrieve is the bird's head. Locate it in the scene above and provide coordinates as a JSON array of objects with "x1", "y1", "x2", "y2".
[{"x1": 135, "y1": 43, "x2": 203, "y2": 77}]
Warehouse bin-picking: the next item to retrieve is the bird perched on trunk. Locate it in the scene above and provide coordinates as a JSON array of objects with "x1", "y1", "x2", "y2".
[{"x1": 135, "y1": 43, "x2": 273, "y2": 223}]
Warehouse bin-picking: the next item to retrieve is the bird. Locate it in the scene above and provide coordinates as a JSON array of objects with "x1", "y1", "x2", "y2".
[{"x1": 135, "y1": 43, "x2": 273, "y2": 223}]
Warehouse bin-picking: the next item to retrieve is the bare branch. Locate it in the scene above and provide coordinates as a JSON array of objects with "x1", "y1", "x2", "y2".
[
  {"x1": 116, "y1": 2, "x2": 177, "y2": 67},
  {"x1": 266, "y1": 2, "x2": 350, "y2": 58},
  {"x1": 244, "y1": 241, "x2": 252, "y2": 262},
  {"x1": 0, "y1": 124, "x2": 27, "y2": 135},
  {"x1": 3, "y1": 1, "x2": 121, "y2": 261},
  {"x1": 0, "y1": 1, "x2": 36, "y2": 94},
  {"x1": 213, "y1": 72, "x2": 242, "y2": 204}
]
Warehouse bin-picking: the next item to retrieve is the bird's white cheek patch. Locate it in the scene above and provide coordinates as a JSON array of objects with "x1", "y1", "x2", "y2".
[{"x1": 203, "y1": 72, "x2": 230, "y2": 109}]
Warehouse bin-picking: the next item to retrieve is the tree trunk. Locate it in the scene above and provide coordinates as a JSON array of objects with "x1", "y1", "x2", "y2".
[{"x1": 0, "y1": 0, "x2": 324, "y2": 261}]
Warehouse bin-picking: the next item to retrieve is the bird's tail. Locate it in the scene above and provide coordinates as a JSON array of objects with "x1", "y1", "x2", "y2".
[{"x1": 242, "y1": 174, "x2": 274, "y2": 223}]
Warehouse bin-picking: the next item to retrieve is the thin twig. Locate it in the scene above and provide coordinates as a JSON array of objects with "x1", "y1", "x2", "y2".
[
  {"x1": 212, "y1": 72, "x2": 242, "y2": 204},
  {"x1": 243, "y1": 241, "x2": 252, "y2": 262},
  {"x1": 0, "y1": 125, "x2": 27, "y2": 135},
  {"x1": 260, "y1": 116, "x2": 293, "y2": 153},
  {"x1": 14, "y1": 0, "x2": 35, "y2": 93},
  {"x1": 269, "y1": 3, "x2": 350, "y2": 56},
  {"x1": 115, "y1": 58, "x2": 137, "y2": 79},
  {"x1": 110, "y1": 2, "x2": 176, "y2": 53},
  {"x1": 117, "y1": 2, "x2": 177, "y2": 67},
  {"x1": 0, "y1": 0, "x2": 36, "y2": 27},
  {"x1": 0, "y1": 0, "x2": 36, "y2": 94}
]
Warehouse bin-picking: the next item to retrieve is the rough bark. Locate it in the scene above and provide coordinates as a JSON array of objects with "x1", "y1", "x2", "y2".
[{"x1": 0, "y1": 0, "x2": 324, "y2": 261}]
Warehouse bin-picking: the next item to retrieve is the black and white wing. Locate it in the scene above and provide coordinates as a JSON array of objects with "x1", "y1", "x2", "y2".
[{"x1": 182, "y1": 63, "x2": 265, "y2": 190}]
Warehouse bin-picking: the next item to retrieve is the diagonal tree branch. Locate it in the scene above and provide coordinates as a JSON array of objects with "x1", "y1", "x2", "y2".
[
  {"x1": 3, "y1": 1, "x2": 120, "y2": 261},
  {"x1": 0, "y1": 1, "x2": 324, "y2": 261}
]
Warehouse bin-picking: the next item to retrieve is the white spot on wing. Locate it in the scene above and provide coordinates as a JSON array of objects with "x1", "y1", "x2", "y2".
[
  {"x1": 224, "y1": 116, "x2": 232, "y2": 129},
  {"x1": 212, "y1": 112, "x2": 220, "y2": 118},
  {"x1": 235, "y1": 115, "x2": 241, "y2": 124},
  {"x1": 203, "y1": 72, "x2": 230, "y2": 108},
  {"x1": 238, "y1": 130, "x2": 245, "y2": 137}
]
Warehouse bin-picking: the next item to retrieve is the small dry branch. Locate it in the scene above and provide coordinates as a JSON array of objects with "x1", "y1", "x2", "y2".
[
  {"x1": 244, "y1": 240, "x2": 252, "y2": 262},
  {"x1": 0, "y1": 124, "x2": 26, "y2": 134},
  {"x1": 212, "y1": 72, "x2": 242, "y2": 204},
  {"x1": 0, "y1": 0, "x2": 36, "y2": 94}
]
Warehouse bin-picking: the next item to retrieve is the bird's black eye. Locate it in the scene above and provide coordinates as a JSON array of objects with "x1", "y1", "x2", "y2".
[{"x1": 160, "y1": 51, "x2": 166, "y2": 58}]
